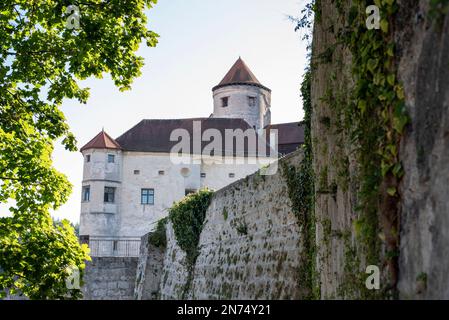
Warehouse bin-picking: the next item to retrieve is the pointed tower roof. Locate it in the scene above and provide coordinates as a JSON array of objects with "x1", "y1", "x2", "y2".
[
  {"x1": 212, "y1": 57, "x2": 270, "y2": 91},
  {"x1": 80, "y1": 130, "x2": 122, "y2": 152}
]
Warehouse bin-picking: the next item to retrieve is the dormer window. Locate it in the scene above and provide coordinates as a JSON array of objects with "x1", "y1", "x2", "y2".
[
  {"x1": 221, "y1": 97, "x2": 229, "y2": 107},
  {"x1": 108, "y1": 154, "x2": 115, "y2": 163},
  {"x1": 248, "y1": 96, "x2": 256, "y2": 107}
]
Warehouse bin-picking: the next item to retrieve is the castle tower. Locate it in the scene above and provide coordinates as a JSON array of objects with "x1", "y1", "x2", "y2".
[
  {"x1": 79, "y1": 130, "x2": 122, "y2": 237},
  {"x1": 212, "y1": 57, "x2": 271, "y2": 131}
]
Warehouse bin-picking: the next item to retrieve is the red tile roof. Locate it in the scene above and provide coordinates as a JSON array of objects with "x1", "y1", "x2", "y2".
[
  {"x1": 213, "y1": 57, "x2": 270, "y2": 91},
  {"x1": 80, "y1": 130, "x2": 121, "y2": 152}
]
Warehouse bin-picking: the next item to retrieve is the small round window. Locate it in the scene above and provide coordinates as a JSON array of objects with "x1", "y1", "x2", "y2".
[{"x1": 180, "y1": 167, "x2": 191, "y2": 177}]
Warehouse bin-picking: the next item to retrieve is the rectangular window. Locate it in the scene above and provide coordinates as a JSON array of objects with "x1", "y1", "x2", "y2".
[
  {"x1": 229, "y1": 173, "x2": 235, "y2": 178},
  {"x1": 79, "y1": 235, "x2": 89, "y2": 244},
  {"x1": 141, "y1": 188, "x2": 154, "y2": 205},
  {"x1": 134, "y1": 170, "x2": 140, "y2": 175},
  {"x1": 104, "y1": 187, "x2": 115, "y2": 203},
  {"x1": 86, "y1": 155, "x2": 91, "y2": 163},
  {"x1": 248, "y1": 96, "x2": 256, "y2": 107},
  {"x1": 221, "y1": 96, "x2": 229, "y2": 107},
  {"x1": 82, "y1": 186, "x2": 90, "y2": 202},
  {"x1": 108, "y1": 154, "x2": 115, "y2": 163},
  {"x1": 200, "y1": 173, "x2": 206, "y2": 178},
  {"x1": 158, "y1": 170, "x2": 165, "y2": 176},
  {"x1": 185, "y1": 189, "x2": 196, "y2": 196}
]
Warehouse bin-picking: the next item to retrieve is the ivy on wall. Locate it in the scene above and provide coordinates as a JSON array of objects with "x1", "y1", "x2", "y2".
[
  {"x1": 281, "y1": 69, "x2": 319, "y2": 300},
  {"x1": 290, "y1": 0, "x2": 415, "y2": 298},
  {"x1": 148, "y1": 217, "x2": 168, "y2": 249},
  {"x1": 338, "y1": 0, "x2": 408, "y2": 294},
  {"x1": 169, "y1": 189, "x2": 214, "y2": 266},
  {"x1": 168, "y1": 188, "x2": 214, "y2": 298},
  {"x1": 298, "y1": 0, "x2": 408, "y2": 297},
  {"x1": 284, "y1": 0, "x2": 320, "y2": 299}
]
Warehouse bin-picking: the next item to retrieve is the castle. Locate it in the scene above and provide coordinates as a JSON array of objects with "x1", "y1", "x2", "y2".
[{"x1": 78, "y1": 58, "x2": 304, "y2": 252}]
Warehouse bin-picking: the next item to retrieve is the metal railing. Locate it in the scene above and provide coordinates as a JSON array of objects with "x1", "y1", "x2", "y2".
[{"x1": 80, "y1": 236, "x2": 141, "y2": 257}]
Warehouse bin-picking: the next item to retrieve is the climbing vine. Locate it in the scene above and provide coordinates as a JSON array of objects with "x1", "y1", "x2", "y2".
[
  {"x1": 282, "y1": 68, "x2": 319, "y2": 300},
  {"x1": 148, "y1": 217, "x2": 168, "y2": 248},
  {"x1": 168, "y1": 188, "x2": 214, "y2": 298},
  {"x1": 290, "y1": 0, "x2": 420, "y2": 298},
  {"x1": 284, "y1": 0, "x2": 320, "y2": 300},
  {"x1": 337, "y1": 0, "x2": 408, "y2": 294},
  {"x1": 169, "y1": 189, "x2": 214, "y2": 266}
]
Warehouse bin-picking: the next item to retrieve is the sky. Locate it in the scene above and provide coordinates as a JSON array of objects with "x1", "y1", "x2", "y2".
[{"x1": 49, "y1": 0, "x2": 309, "y2": 223}]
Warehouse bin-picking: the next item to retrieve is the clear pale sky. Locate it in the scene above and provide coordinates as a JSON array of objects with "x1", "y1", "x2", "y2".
[{"x1": 49, "y1": 0, "x2": 309, "y2": 223}]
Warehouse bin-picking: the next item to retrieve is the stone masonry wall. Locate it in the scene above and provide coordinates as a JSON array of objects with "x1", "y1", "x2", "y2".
[
  {"x1": 134, "y1": 232, "x2": 165, "y2": 300},
  {"x1": 310, "y1": 0, "x2": 357, "y2": 299},
  {"x1": 82, "y1": 257, "x2": 138, "y2": 300},
  {"x1": 159, "y1": 150, "x2": 304, "y2": 299},
  {"x1": 311, "y1": 0, "x2": 449, "y2": 299},
  {"x1": 159, "y1": 222, "x2": 190, "y2": 299},
  {"x1": 395, "y1": 0, "x2": 449, "y2": 299}
]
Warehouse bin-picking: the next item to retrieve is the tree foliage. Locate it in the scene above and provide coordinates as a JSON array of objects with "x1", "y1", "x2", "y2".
[{"x1": 0, "y1": 0, "x2": 159, "y2": 299}]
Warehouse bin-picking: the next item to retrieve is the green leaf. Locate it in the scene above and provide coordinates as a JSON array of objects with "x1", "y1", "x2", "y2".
[
  {"x1": 381, "y1": 161, "x2": 393, "y2": 177},
  {"x1": 358, "y1": 99, "x2": 367, "y2": 113},
  {"x1": 392, "y1": 163, "x2": 404, "y2": 178},
  {"x1": 367, "y1": 58, "x2": 379, "y2": 74},
  {"x1": 380, "y1": 19, "x2": 389, "y2": 33},
  {"x1": 387, "y1": 74, "x2": 396, "y2": 86},
  {"x1": 387, "y1": 187, "x2": 397, "y2": 196}
]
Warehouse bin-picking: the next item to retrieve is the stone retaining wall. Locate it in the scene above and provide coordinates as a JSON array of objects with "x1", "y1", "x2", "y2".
[
  {"x1": 82, "y1": 257, "x2": 138, "y2": 300},
  {"x1": 159, "y1": 151, "x2": 304, "y2": 299}
]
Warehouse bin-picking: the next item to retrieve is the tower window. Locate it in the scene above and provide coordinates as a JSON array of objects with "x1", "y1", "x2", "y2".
[
  {"x1": 221, "y1": 96, "x2": 229, "y2": 107},
  {"x1": 108, "y1": 154, "x2": 115, "y2": 163},
  {"x1": 104, "y1": 187, "x2": 115, "y2": 203},
  {"x1": 141, "y1": 188, "x2": 154, "y2": 205},
  {"x1": 86, "y1": 155, "x2": 91, "y2": 163},
  {"x1": 82, "y1": 186, "x2": 90, "y2": 202},
  {"x1": 248, "y1": 96, "x2": 256, "y2": 107}
]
